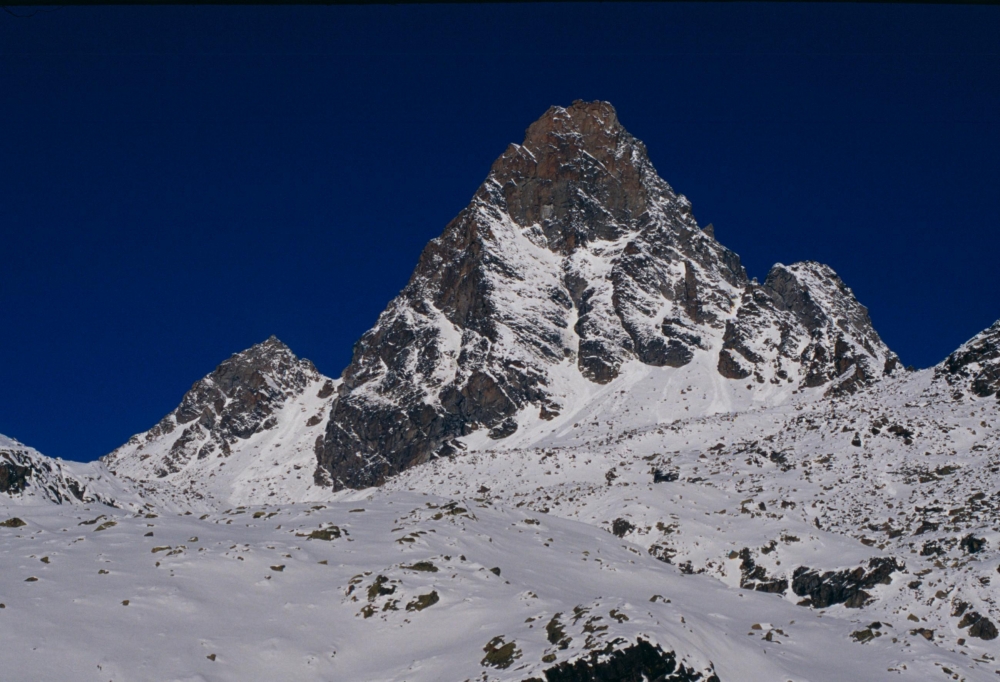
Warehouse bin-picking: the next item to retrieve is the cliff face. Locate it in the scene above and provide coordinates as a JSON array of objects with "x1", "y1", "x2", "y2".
[
  {"x1": 314, "y1": 101, "x2": 898, "y2": 490},
  {"x1": 720, "y1": 261, "x2": 899, "y2": 395}
]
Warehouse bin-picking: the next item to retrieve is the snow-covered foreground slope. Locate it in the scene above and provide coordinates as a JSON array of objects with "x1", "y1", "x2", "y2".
[
  {"x1": 378, "y1": 361, "x2": 1000, "y2": 677},
  {"x1": 0, "y1": 492, "x2": 978, "y2": 682},
  {"x1": 5, "y1": 329, "x2": 997, "y2": 680}
]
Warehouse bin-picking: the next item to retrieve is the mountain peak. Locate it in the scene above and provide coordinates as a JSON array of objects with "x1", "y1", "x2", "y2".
[
  {"x1": 316, "y1": 101, "x2": 899, "y2": 490},
  {"x1": 104, "y1": 337, "x2": 336, "y2": 493},
  {"x1": 482, "y1": 100, "x2": 682, "y2": 254},
  {"x1": 235, "y1": 335, "x2": 292, "y2": 359},
  {"x1": 201, "y1": 337, "x2": 312, "y2": 398}
]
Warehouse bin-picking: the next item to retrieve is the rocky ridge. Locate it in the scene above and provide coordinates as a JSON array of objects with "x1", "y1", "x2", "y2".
[
  {"x1": 0, "y1": 434, "x2": 117, "y2": 506},
  {"x1": 940, "y1": 319, "x2": 1000, "y2": 399},
  {"x1": 102, "y1": 336, "x2": 338, "y2": 507}
]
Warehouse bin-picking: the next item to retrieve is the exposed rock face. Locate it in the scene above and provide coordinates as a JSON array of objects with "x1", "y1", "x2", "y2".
[
  {"x1": 939, "y1": 319, "x2": 1000, "y2": 398},
  {"x1": 737, "y1": 547, "x2": 789, "y2": 594},
  {"x1": 103, "y1": 337, "x2": 337, "y2": 506},
  {"x1": 958, "y1": 611, "x2": 999, "y2": 640},
  {"x1": 0, "y1": 453, "x2": 29, "y2": 495},
  {"x1": 525, "y1": 639, "x2": 718, "y2": 682},
  {"x1": 791, "y1": 557, "x2": 903, "y2": 609},
  {"x1": 315, "y1": 100, "x2": 900, "y2": 490},
  {"x1": 315, "y1": 101, "x2": 743, "y2": 489},
  {"x1": 719, "y1": 262, "x2": 899, "y2": 393},
  {"x1": 0, "y1": 436, "x2": 99, "y2": 505}
]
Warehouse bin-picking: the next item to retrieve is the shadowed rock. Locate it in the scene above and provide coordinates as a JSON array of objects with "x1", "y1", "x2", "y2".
[{"x1": 523, "y1": 638, "x2": 718, "y2": 682}]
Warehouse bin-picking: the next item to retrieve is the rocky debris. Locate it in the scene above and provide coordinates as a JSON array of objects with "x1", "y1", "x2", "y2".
[
  {"x1": 489, "y1": 418, "x2": 519, "y2": 440},
  {"x1": 737, "y1": 548, "x2": 788, "y2": 594},
  {"x1": 0, "y1": 517, "x2": 27, "y2": 528},
  {"x1": 402, "y1": 561, "x2": 438, "y2": 573},
  {"x1": 652, "y1": 469, "x2": 679, "y2": 483},
  {"x1": 939, "y1": 319, "x2": 1000, "y2": 397},
  {"x1": 791, "y1": 557, "x2": 902, "y2": 608},
  {"x1": 405, "y1": 591, "x2": 439, "y2": 612},
  {"x1": 960, "y1": 534, "x2": 986, "y2": 554},
  {"x1": 525, "y1": 638, "x2": 718, "y2": 682},
  {"x1": 481, "y1": 636, "x2": 521, "y2": 670},
  {"x1": 367, "y1": 575, "x2": 396, "y2": 601},
  {"x1": 611, "y1": 518, "x2": 635, "y2": 538},
  {"x1": 850, "y1": 622, "x2": 887, "y2": 644},
  {"x1": 647, "y1": 539, "x2": 677, "y2": 564},
  {"x1": 296, "y1": 525, "x2": 343, "y2": 541},
  {"x1": 546, "y1": 614, "x2": 572, "y2": 649},
  {"x1": 958, "y1": 611, "x2": 999, "y2": 640}
]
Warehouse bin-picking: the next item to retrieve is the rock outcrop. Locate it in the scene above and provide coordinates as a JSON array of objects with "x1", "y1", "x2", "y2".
[
  {"x1": 719, "y1": 261, "x2": 899, "y2": 393},
  {"x1": 525, "y1": 638, "x2": 719, "y2": 682},
  {"x1": 939, "y1": 319, "x2": 1000, "y2": 398},
  {"x1": 0, "y1": 435, "x2": 106, "y2": 505}
]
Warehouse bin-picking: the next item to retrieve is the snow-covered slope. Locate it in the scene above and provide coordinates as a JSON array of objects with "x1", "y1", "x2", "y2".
[
  {"x1": 102, "y1": 337, "x2": 339, "y2": 508},
  {"x1": 316, "y1": 100, "x2": 898, "y2": 491},
  {"x1": 0, "y1": 492, "x2": 978, "y2": 681},
  {"x1": 373, "y1": 323, "x2": 1000, "y2": 674}
]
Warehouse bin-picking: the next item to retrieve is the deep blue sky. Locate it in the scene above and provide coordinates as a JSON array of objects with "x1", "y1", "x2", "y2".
[{"x1": 2, "y1": 4, "x2": 998, "y2": 462}]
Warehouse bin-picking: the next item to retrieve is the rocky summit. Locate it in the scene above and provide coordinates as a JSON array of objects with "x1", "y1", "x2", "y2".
[{"x1": 2, "y1": 101, "x2": 999, "y2": 682}]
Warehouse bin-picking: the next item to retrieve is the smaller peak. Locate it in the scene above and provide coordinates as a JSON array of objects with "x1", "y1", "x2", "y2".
[
  {"x1": 235, "y1": 335, "x2": 292, "y2": 358},
  {"x1": 216, "y1": 337, "x2": 308, "y2": 382},
  {"x1": 983, "y1": 319, "x2": 1000, "y2": 337},
  {"x1": 773, "y1": 260, "x2": 825, "y2": 272},
  {"x1": 762, "y1": 261, "x2": 846, "y2": 325},
  {"x1": 950, "y1": 318, "x2": 1000, "y2": 355},
  {"x1": 941, "y1": 318, "x2": 1000, "y2": 397}
]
